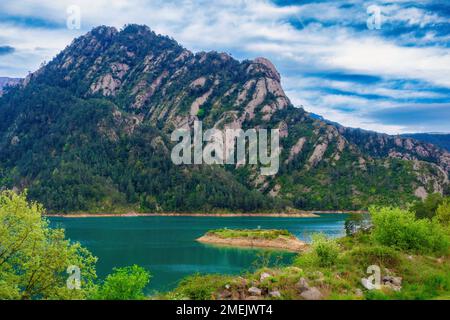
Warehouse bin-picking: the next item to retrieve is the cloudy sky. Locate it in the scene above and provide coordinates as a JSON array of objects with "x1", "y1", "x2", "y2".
[{"x1": 0, "y1": 0, "x2": 449, "y2": 134}]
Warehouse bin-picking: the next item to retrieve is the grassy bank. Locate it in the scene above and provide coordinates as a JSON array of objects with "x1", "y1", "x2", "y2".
[{"x1": 205, "y1": 229, "x2": 294, "y2": 240}]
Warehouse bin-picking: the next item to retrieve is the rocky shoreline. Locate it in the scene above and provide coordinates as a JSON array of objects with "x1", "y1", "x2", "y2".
[
  {"x1": 45, "y1": 212, "x2": 320, "y2": 218},
  {"x1": 45, "y1": 210, "x2": 367, "y2": 218},
  {"x1": 196, "y1": 234, "x2": 308, "y2": 252}
]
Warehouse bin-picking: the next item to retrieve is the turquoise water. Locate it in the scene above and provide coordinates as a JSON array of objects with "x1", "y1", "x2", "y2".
[{"x1": 49, "y1": 214, "x2": 347, "y2": 293}]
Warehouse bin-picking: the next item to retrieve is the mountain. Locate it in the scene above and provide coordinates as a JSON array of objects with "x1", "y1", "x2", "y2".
[
  {"x1": 0, "y1": 77, "x2": 21, "y2": 96},
  {"x1": 401, "y1": 133, "x2": 450, "y2": 152},
  {"x1": 0, "y1": 24, "x2": 448, "y2": 213}
]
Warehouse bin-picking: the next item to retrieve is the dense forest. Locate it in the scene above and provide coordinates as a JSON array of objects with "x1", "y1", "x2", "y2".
[{"x1": 0, "y1": 25, "x2": 448, "y2": 213}]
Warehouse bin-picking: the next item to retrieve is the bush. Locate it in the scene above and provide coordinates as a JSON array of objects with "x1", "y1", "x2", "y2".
[
  {"x1": 344, "y1": 214, "x2": 369, "y2": 236},
  {"x1": 412, "y1": 193, "x2": 444, "y2": 219},
  {"x1": 435, "y1": 199, "x2": 450, "y2": 226},
  {"x1": 347, "y1": 245, "x2": 401, "y2": 268},
  {"x1": 94, "y1": 265, "x2": 151, "y2": 300},
  {"x1": 370, "y1": 206, "x2": 450, "y2": 255},
  {"x1": 173, "y1": 274, "x2": 232, "y2": 300},
  {"x1": 295, "y1": 233, "x2": 340, "y2": 268}
]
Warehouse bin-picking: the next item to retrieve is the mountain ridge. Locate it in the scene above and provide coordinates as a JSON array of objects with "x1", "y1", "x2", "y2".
[{"x1": 0, "y1": 24, "x2": 448, "y2": 213}]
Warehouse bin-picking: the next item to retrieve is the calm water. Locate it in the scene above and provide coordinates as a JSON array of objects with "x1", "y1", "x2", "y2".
[{"x1": 49, "y1": 214, "x2": 347, "y2": 293}]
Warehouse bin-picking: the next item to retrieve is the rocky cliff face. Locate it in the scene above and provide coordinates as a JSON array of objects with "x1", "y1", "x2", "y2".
[{"x1": 0, "y1": 25, "x2": 448, "y2": 212}]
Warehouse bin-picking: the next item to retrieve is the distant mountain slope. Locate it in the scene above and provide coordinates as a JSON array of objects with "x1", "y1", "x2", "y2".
[
  {"x1": 0, "y1": 77, "x2": 21, "y2": 96},
  {"x1": 0, "y1": 25, "x2": 448, "y2": 213},
  {"x1": 401, "y1": 133, "x2": 450, "y2": 152}
]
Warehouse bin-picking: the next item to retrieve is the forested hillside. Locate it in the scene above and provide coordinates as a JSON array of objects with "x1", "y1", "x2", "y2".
[{"x1": 0, "y1": 25, "x2": 448, "y2": 213}]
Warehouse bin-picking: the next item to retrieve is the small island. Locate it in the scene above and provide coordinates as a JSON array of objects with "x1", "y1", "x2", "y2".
[{"x1": 197, "y1": 229, "x2": 308, "y2": 252}]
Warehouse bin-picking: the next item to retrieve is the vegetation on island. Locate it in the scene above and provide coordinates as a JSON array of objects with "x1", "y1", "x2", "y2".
[{"x1": 205, "y1": 229, "x2": 293, "y2": 240}]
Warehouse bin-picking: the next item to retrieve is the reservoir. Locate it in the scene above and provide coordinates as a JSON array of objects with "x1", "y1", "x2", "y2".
[{"x1": 49, "y1": 214, "x2": 348, "y2": 293}]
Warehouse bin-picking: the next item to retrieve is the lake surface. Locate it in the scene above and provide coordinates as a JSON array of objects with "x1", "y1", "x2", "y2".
[{"x1": 49, "y1": 214, "x2": 348, "y2": 293}]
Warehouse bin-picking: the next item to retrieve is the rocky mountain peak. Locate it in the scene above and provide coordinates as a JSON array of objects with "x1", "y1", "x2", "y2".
[{"x1": 1, "y1": 24, "x2": 448, "y2": 212}]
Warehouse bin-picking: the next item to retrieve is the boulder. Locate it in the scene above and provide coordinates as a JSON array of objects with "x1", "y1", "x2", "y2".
[
  {"x1": 296, "y1": 277, "x2": 310, "y2": 292},
  {"x1": 269, "y1": 290, "x2": 281, "y2": 298},
  {"x1": 260, "y1": 272, "x2": 272, "y2": 282},
  {"x1": 248, "y1": 286, "x2": 262, "y2": 296},
  {"x1": 300, "y1": 287, "x2": 323, "y2": 300},
  {"x1": 218, "y1": 290, "x2": 232, "y2": 299},
  {"x1": 354, "y1": 289, "x2": 363, "y2": 297},
  {"x1": 383, "y1": 275, "x2": 402, "y2": 287}
]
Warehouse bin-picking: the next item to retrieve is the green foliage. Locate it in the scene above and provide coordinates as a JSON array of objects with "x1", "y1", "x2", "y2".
[
  {"x1": 295, "y1": 233, "x2": 339, "y2": 268},
  {"x1": 0, "y1": 190, "x2": 97, "y2": 299},
  {"x1": 346, "y1": 245, "x2": 401, "y2": 268},
  {"x1": 208, "y1": 228, "x2": 292, "y2": 240},
  {"x1": 344, "y1": 214, "x2": 366, "y2": 236},
  {"x1": 170, "y1": 274, "x2": 232, "y2": 300},
  {"x1": 412, "y1": 193, "x2": 444, "y2": 220},
  {"x1": 370, "y1": 206, "x2": 450, "y2": 254},
  {"x1": 310, "y1": 233, "x2": 340, "y2": 267},
  {"x1": 435, "y1": 198, "x2": 450, "y2": 226},
  {"x1": 197, "y1": 108, "x2": 205, "y2": 118},
  {"x1": 94, "y1": 265, "x2": 151, "y2": 300}
]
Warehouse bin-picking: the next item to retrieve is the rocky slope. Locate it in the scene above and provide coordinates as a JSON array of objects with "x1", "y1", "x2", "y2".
[
  {"x1": 0, "y1": 77, "x2": 21, "y2": 96},
  {"x1": 401, "y1": 133, "x2": 450, "y2": 152},
  {"x1": 0, "y1": 24, "x2": 448, "y2": 212}
]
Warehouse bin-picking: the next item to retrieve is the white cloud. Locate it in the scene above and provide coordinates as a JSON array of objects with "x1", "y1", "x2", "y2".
[{"x1": 0, "y1": 0, "x2": 448, "y2": 133}]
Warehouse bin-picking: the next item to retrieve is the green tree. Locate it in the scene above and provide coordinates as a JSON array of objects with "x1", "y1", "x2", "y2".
[
  {"x1": 344, "y1": 214, "x2": 364, "y2": 236},
  {"x1": 412, "y1": 193, "x2": 444, "y2": 219},
  {"x1": 0, "y1": 190, "x2": 97, "y2": 299},
  {"x1": 310, "y1": 233, "x2": 340, "y2": 267},
  {"x1": 370, "y1": 206, "x2": 449, "y2": 254},
  {"x1": 435, "y1": 198, "x2": 450, "y2": 226},
  {"x1": 94, "y1": 265, "x2": 151, "y2": 300}
]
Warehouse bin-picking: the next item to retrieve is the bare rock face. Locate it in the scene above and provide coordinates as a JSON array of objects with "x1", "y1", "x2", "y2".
[
  {"x1": 90, "y1": 73, "x2": 121, "y2": 96},
  {"x1": 414, "y1": 186, "x2": 428, "y2": 200},
  {"x1": 242, "y1": 79, "x2": 267, "y2": 121},
  {"x1": 308, "y1": 143, "x2": 328, "y2": 168},
  {"x1": 190, "y1": 88, "x2": 213, "y2": 116},
  {"x1": 287, "y1": 137, "x2": 307, "y2": 163},
  {"x1": 251, "y1": 57, "x2": 281, "y2": 82}
]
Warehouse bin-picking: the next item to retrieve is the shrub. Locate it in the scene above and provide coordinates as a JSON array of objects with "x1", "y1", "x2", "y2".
[
  {"x1": 295, "y1": 233, "x2": 340, "y2": 268},
  {"x1": 412, "y1": 193, "x2": 444, "y2": 219},
  {"x1": 344, "y1": 214, "x2": 369, "y2": 236},
  {"x1": 173, "y1": 274, "x2": 231, "y2": 300},
  {"x1": 370, "y1": 206, "x2": 450, "y2": 254},
  {"x1": 347, "y1": 245, "x2": 401, "y2": 268},
  {"x1": 94, "y1": 265, "x2": 151, "y2": 300},
  {"x1": 435, "y1": 199, "x2": 450, "y2": 226}
]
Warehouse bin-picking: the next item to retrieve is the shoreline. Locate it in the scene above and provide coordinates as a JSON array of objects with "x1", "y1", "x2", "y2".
[
  {"x1": 45, "y1": 212, "x2": 319, "y2": 218},
  {"x1": 197, "y1": 234, "x2": 308, "y2": 252},
  {"x1": 44, "y1": 210, "x2": 367, "y2": 218}
]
